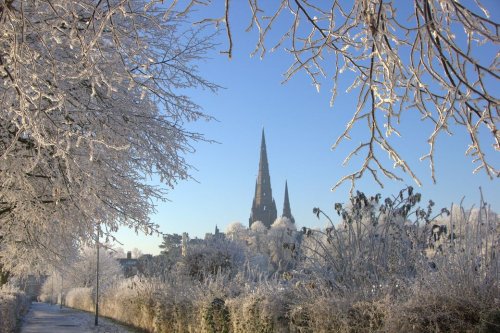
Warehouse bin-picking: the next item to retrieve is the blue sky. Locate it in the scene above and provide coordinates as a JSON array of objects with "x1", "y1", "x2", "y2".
[{"x1": 114, "y1": 1, "x2": 499, "y2": 255}]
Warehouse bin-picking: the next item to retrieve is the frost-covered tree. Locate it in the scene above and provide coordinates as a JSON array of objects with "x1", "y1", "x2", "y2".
[
  {"x1": 171, "y1": 0, "x2": 499, "y2": 190},
  {"x1": 248, "y1": 221, "x2": 267, "y2": 253},
  {"x1": 0, "y1": 0, "x2": 217, "y2": 272},
  {"x1": 1, "y1": 219, "x2": 80, "y2": 276},
  {"x1": 225, "y1": 222, "x2": 248, "y2": 241},
  {"x1": 268, "y1": 217, "x2": 297, "y2": 272},
  {"x1": 159, "y1": 233, "x2": 183, "y2": 256},
  {"x1": 250, "y1": 221, "x2": 267, "y2": 233},
  {"x1": 67, "y1": 247, "x2": 122, "y2": 291},
  {"x1": 136, "y1": 255, "x2": 172, "y2": 280},
  {"x1": 40, "y1": 246, "x2": 122, "y2": 304},
  {"x1": 180, "y1": 237, "x2": 245, "y2": 280},
  {"x1": 131, "y1": 248, "x2": 143, "y2": 259}
]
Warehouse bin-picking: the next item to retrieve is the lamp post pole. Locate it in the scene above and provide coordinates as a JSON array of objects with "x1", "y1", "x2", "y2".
[
  {"x1": 50, "y1": 274, "x2": 53, "y2": 305},
  {"x1": 95, "y1": 225, "x2": 100, "y2": 326},
  {"x1": 60, "y1": 273, "x2": 63, "y2": 309}
]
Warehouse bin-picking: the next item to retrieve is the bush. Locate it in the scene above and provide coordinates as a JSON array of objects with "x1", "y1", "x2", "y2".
[
  {"x1": 288, "y1": 286, "x2": 388, "y2": 333},
  {"x1": 65, "y1": 287, "x2": 94, "y2": 312},
  {"x1": 92, "y1": 276, "x2": 201, "y2": 333},
  {"x1": 384, "y1": 198, "x2": 498, "y2": 332},
  {"x1": 0, "y1": 286, "x2": 29, "y2": 333},
  {"x1": 304, "y1": 188, "x2": 432, "y2": 291},
  {"x1": 480, "y1": 308, "x2": 500, "y2": 333},
  {"x1": 227, "y1": 281, "x2": 291, "y2": 333},
  {"x1": 56, "y1": 189, "x2": 498, "y2": 333},
  {"x1": 201, "y1": 298, "x2": 231, "y2": 333}
]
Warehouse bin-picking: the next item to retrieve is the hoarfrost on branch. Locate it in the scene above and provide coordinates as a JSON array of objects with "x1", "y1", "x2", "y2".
[
  {"x1": 175, "y1": 0, "x2": 499, "y2": 192},
  {"x1": 0, "y1": 0, "x2": 217, "y2": 273}
]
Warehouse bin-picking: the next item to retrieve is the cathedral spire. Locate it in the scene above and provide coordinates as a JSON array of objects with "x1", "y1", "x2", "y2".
[
  {"x1": 249, "y1": 129, "x2": 277, "y2": 228},
  {"x1": 282, "y1": 181, "x2": 295, "y2": 224},
  {"x1": 258, "y1": 129, "x2": 269, "y2": 180}
]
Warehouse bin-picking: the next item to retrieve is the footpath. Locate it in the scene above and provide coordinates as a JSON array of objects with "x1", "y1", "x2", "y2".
[{"x1": 20, "y1": 302, "x2": 138, "y2": 333}]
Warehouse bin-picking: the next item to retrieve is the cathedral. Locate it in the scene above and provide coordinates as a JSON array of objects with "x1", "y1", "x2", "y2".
[{"x1": 249, "y1": 130, "x2": 295, "y2": 228}]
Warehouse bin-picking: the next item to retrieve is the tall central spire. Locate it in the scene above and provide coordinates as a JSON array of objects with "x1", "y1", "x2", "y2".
[{"x1": 249, "y1": 129, "x2": 277, "y2": 228}]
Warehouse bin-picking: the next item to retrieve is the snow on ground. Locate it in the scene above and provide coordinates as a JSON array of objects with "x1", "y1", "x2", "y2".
[{"x1": 20, "y1": 302, "x2": 141, "y2": 333}]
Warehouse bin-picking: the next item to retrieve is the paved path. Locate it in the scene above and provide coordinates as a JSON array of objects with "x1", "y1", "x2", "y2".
[{"x1": 20, "y1": 302, "x2": 139, "y2": 333}]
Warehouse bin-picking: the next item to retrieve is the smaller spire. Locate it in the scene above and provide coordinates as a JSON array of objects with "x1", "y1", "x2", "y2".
[{"x1": 282, "y1": 181, "x2": 295, "y2": 224}]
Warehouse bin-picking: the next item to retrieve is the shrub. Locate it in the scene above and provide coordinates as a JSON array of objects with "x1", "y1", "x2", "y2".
[
  {"x1": 288, "y1": 285, "x2": 388, "y2": 333},
  {"x1": 304, "y1": 188, "x2": 433, "y2": 292},
  {"x1": 201, "y1": 298, "x2": 231, "y2": 333},
  {"x1": 84, "y1": 275, "x2": 203, "y2": 333},
  {"x1": 0, "y1": 286, "x2": 29, "y2": 333},
  {"x1": 384, "y1": 197, "x2": 499, "y2": 332},
  {"x1": 56, "y1": 189, "x2": 498, "y2": 333},
  {"x1": 65, "y1": 287, "x2": 94, "y2": 312},
  {"x1": 227, "y1": 281, "x2": 291, "y2": 333},
  {"x1": 480, "y1": 308, "x2": 500, "y2": 333}
]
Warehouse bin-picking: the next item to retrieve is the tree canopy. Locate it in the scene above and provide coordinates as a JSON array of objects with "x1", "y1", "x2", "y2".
[{"x1": 0, "y1": 0, "x2": 217, "y2": 273}]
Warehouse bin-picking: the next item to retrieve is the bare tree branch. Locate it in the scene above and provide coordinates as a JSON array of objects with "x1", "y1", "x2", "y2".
[{"x1": 175, "y1": 0, "x2": 499, "y2": 190}]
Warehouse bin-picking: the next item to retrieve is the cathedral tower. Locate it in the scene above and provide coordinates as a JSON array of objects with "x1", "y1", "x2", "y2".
[
  {"x1": 249, "y1": 129, "x2": 277, "y2": 228},
  {"x1": 282, "y1": 181, "x2": 295, "y2": 224}
]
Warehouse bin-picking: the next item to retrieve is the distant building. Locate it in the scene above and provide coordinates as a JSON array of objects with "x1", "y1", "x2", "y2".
[
  {"x1": 117, "y1": 251, "x2": 138, "y2": 277},
  {"x1": 205, "y1": 225, "x2": 225, "y2": 241},
  {"x1": 249, "y1": 129, "x2": 294, "y2": 228},
  {"x1": 117, "y1": 251, "x2": 154, "y2": 277}
]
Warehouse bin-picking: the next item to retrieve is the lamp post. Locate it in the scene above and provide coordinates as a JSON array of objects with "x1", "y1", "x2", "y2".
[
  {"x1": 95, "y1": 224, "x2": 100, "y2": 326},
  {"x1": 50, "y1": 274, "x2": 53, "y2": 305},
  {"x1": 60, "y1": 273, "x2": 63, "y2": 309}
]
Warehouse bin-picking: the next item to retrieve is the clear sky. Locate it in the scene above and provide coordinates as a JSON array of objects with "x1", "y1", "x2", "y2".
[{"x1": 114, "y1": 1, "x2": 499, "y2": 256}]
